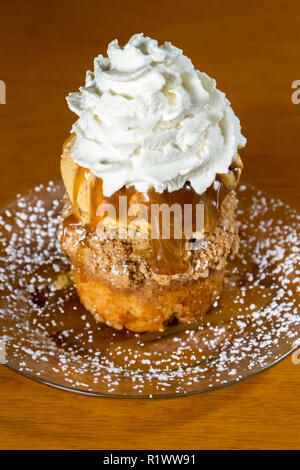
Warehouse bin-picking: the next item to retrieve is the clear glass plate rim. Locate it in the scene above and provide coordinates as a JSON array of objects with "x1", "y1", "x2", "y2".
[
  {"x1": 4, "y1": 345, "x2": 298, "y2": 399},
  {"x1": 0, "y1": 179, "x2": 299, "y2": 399}
]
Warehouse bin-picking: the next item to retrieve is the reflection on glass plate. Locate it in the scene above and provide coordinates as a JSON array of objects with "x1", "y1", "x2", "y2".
[{"x1": 0, "y1": 181, "x2": 299, "y2": 398}]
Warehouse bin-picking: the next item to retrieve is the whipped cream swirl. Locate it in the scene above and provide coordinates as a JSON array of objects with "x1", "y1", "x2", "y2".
[{"x1": 67, "y1": 34, "x2": 246, "y2": 197}]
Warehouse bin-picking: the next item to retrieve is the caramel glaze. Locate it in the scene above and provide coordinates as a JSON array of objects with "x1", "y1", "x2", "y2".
[
  {"x1": 144, "y1": 181, "x2": 228, "y2": 274},
  {"x1": 62, "y1": 163, "x2": 229, "y2": 276}
]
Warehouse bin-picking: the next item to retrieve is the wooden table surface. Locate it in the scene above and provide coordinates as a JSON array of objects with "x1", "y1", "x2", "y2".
[{"x1": 0, "y1": 0, "x2": 299, "y2": 450}]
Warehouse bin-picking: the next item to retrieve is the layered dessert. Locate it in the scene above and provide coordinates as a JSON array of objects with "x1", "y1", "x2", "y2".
[{"x1": 60, "y1": 34, "x2": 246, "y2": 332}]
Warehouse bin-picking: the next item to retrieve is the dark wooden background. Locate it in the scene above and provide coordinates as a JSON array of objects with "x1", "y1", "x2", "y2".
[{"x1": 0, "y1": 0, "x2": 299, "y2": 450}]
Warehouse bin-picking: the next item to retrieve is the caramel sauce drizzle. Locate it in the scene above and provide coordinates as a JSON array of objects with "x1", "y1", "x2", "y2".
[
  {"x1": 147, "y1": 182, "x2": 227, "y2": 274},
  {"x1": 73, "y1": 166, "x2": 86, "y2": 220},
  {"x1": 63, "y1": 160, "x2": 228, "y2": 275}
]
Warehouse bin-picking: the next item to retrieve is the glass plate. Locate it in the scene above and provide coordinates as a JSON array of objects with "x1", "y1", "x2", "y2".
[{"x1": 0, "y1": 181, "x2": 299, "y2": 398}]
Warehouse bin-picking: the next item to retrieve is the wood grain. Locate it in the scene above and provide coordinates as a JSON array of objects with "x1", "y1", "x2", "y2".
[{"x1": 0, "y1": 0, "x2": 299, "y2": 450}]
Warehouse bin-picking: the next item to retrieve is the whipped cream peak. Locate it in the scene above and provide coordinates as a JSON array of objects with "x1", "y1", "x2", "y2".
[{"x1": 67, "y1": 33, "x2": 246, "y2": 197}]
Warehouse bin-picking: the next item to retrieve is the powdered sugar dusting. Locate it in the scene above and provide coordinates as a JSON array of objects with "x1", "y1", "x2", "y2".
[{"x1": 0, "y1": 181, "x2": 299, "y2": 397}]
